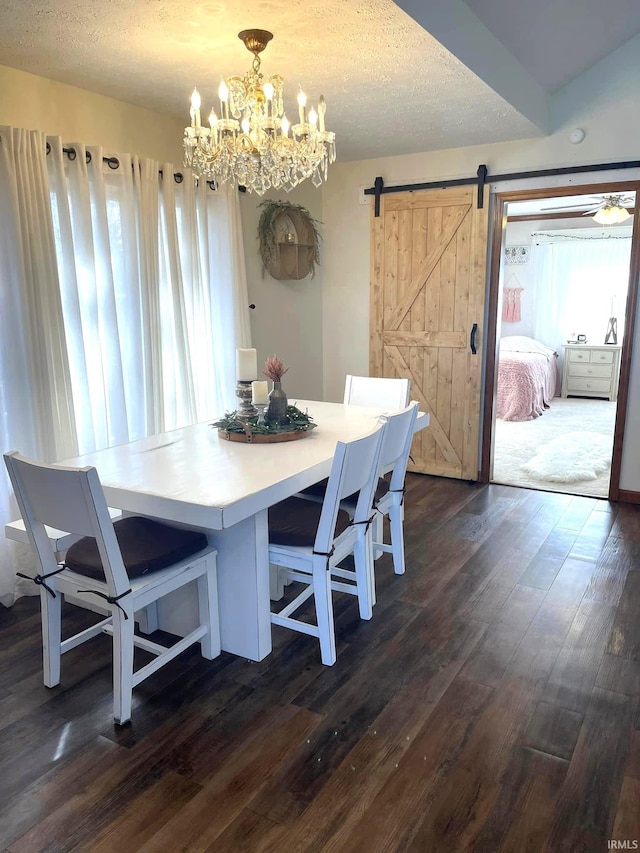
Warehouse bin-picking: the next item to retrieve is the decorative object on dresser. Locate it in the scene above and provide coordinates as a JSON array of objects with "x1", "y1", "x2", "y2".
[
  {"x1": 604, "y1": 317, "x2": 618, "y2": 345},
  {"x1": 561, "y1": 343, "x2": 622, "y2": 401},
  {"x1": 257, "y1": 200, "x2": 321, "y2": 280}
]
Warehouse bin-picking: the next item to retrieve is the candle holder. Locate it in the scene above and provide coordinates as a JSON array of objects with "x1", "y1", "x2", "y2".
[
  {"x1": 254, "y1": 403, "x2": 268, "y2": 425},
  {"x1": 235, "y1": 381, "x2": 258, "y2": 420}
]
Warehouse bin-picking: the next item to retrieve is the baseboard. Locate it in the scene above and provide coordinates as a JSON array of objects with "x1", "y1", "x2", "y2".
[{"x1": 617, "y1": 489, "x2": 640, "y2": 504}]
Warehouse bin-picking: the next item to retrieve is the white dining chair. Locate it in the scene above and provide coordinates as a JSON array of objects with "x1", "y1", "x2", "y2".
[
  {"x1": 4, "y1": 451, "x2": 219, "y2": 725},
  {"x1": 344, "y1": 374, "x2": 410, "y2": 409},
  {"x1": 268, "y1": 422, "x2": 385, "y2": 666},
  {"x1": 298, "y1": 402, "x2": 419, "y2": 596}
]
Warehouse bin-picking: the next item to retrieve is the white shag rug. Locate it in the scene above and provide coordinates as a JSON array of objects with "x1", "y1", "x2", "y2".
[
  {"x1": 493, "y1": 398, "x2": 616, "y2": 497},
  {"x1": 521, "y1": 431, "x2": 612, "y2": 483}
]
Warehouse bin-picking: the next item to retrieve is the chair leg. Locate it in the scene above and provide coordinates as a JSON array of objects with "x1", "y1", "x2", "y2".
[
  {"x1": 372, "y1": 513, "x2": 384, "y2": 560},
  {"x1": 312, "y1": 557, "x2": 337, "y2": 666},
  {"x1": 112, "y1": 606, "x2": 135, "y2": 725},
  {"x1": 41, "y1": 586, "x2": 62, "y2": 687},
  {"x1": 353, "y1": 533, "x2": 374, "y2": 619},
  {"x1": 269, "y1": 563, "x2": 285, "y2": 601},
  {"x1": 137, "y1": 602, "x2": 159, "y2": 634},
  {"x1": 197, "y1": 556, "x2": 220, "y2": 660},
  {"x1": 389, "y1": 503, "x2": 406, "y2": 575}
]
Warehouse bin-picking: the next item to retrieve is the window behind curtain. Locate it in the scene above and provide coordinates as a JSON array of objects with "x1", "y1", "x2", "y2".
[{"x1": 48, "y1": 155, "x2": 246, "y2": 455}]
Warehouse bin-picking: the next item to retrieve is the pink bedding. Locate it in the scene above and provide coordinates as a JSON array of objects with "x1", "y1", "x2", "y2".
[{"x1": 496, "y1": 337, "x2": 558, "y2": 421}]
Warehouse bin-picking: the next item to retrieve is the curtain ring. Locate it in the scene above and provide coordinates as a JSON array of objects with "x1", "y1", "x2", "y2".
[
  {"x1": 63, "y1": 147, "x2": 77, "y2": 161},
  {"x1": 104, "y1": 156, "x2": 120, "y2": 170},
  {"x1": 85, "y1": 151, "x2": 92, "y2": 164},
  {"x1": 174, "y1": 172, "x2": 183, "y2": 184},
  {"x1": 46, "y1": 141, "x2": 51, "y2": 155}
]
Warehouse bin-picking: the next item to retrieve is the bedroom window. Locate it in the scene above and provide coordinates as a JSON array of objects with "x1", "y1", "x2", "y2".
[{"x1": 531, "y1": 230, "x2": 632, "y2": 356}]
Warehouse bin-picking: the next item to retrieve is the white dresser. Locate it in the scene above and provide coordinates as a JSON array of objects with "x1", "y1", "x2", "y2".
[{"x1": 561, "y1": 344, "x2": 622, "y2": 401}]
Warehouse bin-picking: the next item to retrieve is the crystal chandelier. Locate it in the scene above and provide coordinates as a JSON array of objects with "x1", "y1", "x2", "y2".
[{"x1": 183, "y1": 29, "x2": 336, "y2": 195}]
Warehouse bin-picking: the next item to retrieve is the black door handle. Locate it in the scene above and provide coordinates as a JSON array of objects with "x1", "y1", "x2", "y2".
[{"x1": 470, "y1": 323, "x2": 478, "y2": 355}]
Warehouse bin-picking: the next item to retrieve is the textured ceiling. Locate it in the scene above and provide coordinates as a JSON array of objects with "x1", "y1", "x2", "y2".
[
  {"x1": 0, "y1": 0, "x2": 541, "y2": 161},
  {"x1": 465, "y1": 0, "x2": 640, "y2": 92}
]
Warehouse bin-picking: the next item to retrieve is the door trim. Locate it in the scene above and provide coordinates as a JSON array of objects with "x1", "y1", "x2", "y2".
[{"x1": 480, "y1": 180, "x2": 640, "y2": 501}]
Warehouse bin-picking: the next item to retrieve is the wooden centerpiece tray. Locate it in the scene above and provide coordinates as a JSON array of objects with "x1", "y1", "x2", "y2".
[{"x1": 212, "y1": 406, "x2": 316, "y2": 444}]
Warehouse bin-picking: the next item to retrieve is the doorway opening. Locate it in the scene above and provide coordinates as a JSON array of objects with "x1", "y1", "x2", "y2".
[{"x1": 485, "y1": 183, "x2": 638, "y2": 499}]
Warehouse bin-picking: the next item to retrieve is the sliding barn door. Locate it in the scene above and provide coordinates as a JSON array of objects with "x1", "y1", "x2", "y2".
[{"x1": 370, "y1": 187, "x2": 489, "y2": 480}]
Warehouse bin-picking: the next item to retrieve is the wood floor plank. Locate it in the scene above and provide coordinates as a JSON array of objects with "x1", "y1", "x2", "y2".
[
  {"x1": 0, "y1": 480, "x2": 637, "y2": 852},
  {"x1": 582, "y1": 538, "x2": 639, "y2": 606},
  {"x1": 474, "y1": 748, "x2": 569, "y2": 853},
  {"x1": 544, "y1": 687, "x2": 633, "y2": 853},
  {"x1": 611, "y1": 775, "x2": 640, "y2": 849},
  {"x1": 459, "y1": 584, "x2": 547, "y2": 687},
  {"x1": 518, "y1": 528, "x2": 578, "y2": 590},
  {"x1": 541, "y1": 600, "x2": 617, "y2": 714},
  {"x1": 137, "y1": 705, "x2": 321, "y2": 852},
  {"x1": 554, "y1": 496, "x2": 598, "y2": 533},
  {"x1": 206, "y1": 809, "x2": 289, "y2": 852},
  {"x1": 266, "y1": 618, "x2": 487, "y2": 852},
  {"x1": 545, "y1": 555, "x2": 599, "y2": 607},
  {"x1": 326, "y1": 677, "x2": 494, "y2": 852},
  {"x1": 605, "y1": 568, "x2": 640, "y2": 660},
  {"x1": 80, "y1": 772, "x2": 203, "y2": 853},
  {"x1": 522, "y1": 700, "x2": 584, "y2": 761}
]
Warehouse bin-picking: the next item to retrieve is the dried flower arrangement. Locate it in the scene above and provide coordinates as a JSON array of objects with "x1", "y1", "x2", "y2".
[{"x1": 263, "y1": 355, "x2": 289, "y2": 383}]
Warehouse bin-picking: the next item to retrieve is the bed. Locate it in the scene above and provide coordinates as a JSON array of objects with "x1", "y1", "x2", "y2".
[{"x1": 496, "y1": 336, "x2": 558, "y2": 421}]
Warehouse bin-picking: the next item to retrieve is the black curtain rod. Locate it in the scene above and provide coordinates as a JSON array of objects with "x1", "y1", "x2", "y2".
[
  {"x1": 365, "y1": 159, "x2": 640, "y2": 216},
  {"x1": 44, "y1": 142, "x2": 186, "y2": 184}
]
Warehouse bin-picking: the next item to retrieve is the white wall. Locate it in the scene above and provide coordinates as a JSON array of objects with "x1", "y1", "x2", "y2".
[
  {"x1": 240, "y1": 183, "x2": 324, "y2": 402},
  {"x1": 0, "y1": 64, "x2": 185, "y2": 164}
]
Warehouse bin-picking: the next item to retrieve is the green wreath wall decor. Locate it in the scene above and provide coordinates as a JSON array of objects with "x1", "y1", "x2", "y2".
[{"x1": 257, "y1": 199, "x2": 322, "y2": 280}]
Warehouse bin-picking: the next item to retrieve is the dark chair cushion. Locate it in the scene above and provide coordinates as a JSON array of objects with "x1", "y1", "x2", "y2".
[
  {"x1": 299, "y1": 476, "x2": 390, "y2": 506},
  {"x1": 64, "y1": 516, "x2": 208, "y2": 581},
  {"x1": 269, "y1": 497, "x2": 351, "y2": 548}
]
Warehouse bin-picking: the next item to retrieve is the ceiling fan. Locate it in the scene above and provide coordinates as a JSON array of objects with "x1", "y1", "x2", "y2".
[{"x1": 541, "y1": 193, "x2": 634, "y2": 223}]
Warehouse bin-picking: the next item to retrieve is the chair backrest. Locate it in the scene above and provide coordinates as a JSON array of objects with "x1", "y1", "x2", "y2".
[
  {"x1": 379, "y1": 401, "x2": 420, "y2": 485},
  {"x1": 343, "y1": 375, "x2": 410, "y2": 409},
  {"x1": 314, "y1": 422, "x2": 386, "y2": 554},
  {"x1": 4, "y1": 451, "x2": 130, "y2": 596}
]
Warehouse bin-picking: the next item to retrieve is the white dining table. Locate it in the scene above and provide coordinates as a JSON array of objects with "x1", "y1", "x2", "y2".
[{"x1": 34, "y1": 401, "x2": 428, "y2": 661}]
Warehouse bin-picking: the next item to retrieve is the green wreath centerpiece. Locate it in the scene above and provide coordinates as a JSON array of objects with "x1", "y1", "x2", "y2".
[{"x1": 212, "y1": 404, "x2": 316, "y2": 436}]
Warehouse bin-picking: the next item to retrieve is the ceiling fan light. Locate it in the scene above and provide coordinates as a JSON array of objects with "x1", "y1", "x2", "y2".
[{"x1": 593, "y1": 205, "x2": 630, "y2": 225}]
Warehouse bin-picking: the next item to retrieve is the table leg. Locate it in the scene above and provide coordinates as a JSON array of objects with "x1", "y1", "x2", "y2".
[{"x1": 155, "y1": 510, "x2": 272, "y2": 661}]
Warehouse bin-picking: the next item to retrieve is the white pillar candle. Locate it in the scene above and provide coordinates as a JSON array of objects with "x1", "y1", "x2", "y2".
[
  {"x1": 236, "y1": 348, "x2": 257, "y2": 381},
  {"x1": 251, "y1": 380, "x2": 269, "y2": 404}
]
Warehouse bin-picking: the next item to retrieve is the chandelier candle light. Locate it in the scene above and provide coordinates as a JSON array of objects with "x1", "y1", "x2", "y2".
[{"x1": 183, "y1": 29, "x2": 336, "y2": 195}]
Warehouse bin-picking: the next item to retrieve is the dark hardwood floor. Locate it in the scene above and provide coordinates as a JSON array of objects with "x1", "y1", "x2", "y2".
[{"x1": 1, "y1": 475, "x2": 639, "y2": 852}]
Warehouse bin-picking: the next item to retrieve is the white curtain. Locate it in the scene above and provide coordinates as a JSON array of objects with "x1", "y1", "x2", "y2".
[
  {"x1": 532, "y1": 235, "x2": 632, "y2": 361},
  {"x1": 0, "y1": 127, "x2": 78, "y2": 605},
  {"x1": 0, "y1": 127, "x2": 251, "y2": 605}
]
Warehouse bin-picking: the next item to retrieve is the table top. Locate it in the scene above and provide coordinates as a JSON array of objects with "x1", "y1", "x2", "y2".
[{"x1": 59, "y1": 401, "x2": 429, "y2": 531}]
